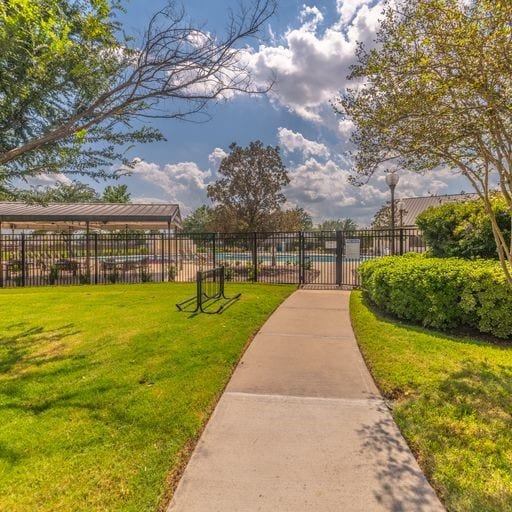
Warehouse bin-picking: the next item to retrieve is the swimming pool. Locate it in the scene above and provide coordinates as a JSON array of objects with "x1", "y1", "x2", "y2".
[{"x1": 213, "y1": 253, "x2": 374, "y2": 263}]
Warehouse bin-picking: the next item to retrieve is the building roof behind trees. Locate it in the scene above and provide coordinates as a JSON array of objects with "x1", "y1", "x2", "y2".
[{"x1": 399, "y1": 193, "x2": 478, "y2": 227}]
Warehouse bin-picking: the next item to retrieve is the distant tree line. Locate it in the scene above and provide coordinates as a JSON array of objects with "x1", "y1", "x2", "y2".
[{"x1": 21, "y1": 182, "x2": 132, "y2": 204}]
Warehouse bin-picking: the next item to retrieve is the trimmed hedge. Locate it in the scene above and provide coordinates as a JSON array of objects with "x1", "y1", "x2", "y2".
[{"x1": 359, "y1": 254, "x2": 512, "y2": 339}]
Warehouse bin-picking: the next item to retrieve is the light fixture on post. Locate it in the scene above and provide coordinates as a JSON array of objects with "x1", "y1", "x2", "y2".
[{"x1": 385, "y1": 172, "x2": 399, "y2": 255}]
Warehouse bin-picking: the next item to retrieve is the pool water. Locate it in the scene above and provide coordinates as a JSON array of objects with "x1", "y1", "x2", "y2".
[{"x1": 214, "y1": 253, "x2": 374, "y2": 263}]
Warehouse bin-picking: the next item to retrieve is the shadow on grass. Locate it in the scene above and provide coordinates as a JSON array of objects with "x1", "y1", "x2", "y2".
[
  {"x1": 356, "y1": 402, "x2": 443, "y2": 512},
  {"x1": 0, "y1": 322, "x2": 79, "y2": 374},
  {"x1": 357, "y1": 297, "x2": 512, "y2": 511}
]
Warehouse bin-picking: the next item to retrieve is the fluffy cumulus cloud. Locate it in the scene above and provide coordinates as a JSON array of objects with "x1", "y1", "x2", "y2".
[
  {"x1": 247, "y1": 1, "x2": 385, "y2": 122},
  {"x1": 285, "y1": 156, "x2": 390, "y2": 223},
  {"x1": 120, "y1": 1, "x2": 471, "y2": 225},
  {"x1": 278, "y1": 127, "x2": 330, "y2": 158},
  {"x1": 207, "y1": 147, "x2": 228, "y2": 169},
  {"x1": 26, "y1": 173, "x2": 72, "y2": 188},
  {"x1": 129, "y1": 158, "x2": 212, "y2": 215},
  {"x1": 336, "y1": 0, "x2": 375, "y2": 24}
]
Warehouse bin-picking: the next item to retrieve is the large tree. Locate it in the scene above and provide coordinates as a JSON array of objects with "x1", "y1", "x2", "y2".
[
  {"x1": 271, "y1": 207, "x2": 313, "y2": 231},
  {"x1": 182, "y1": 205, "x2": 213, "y2": 232},
  {"x1": 207, "y1": 141, "x2": 289, "y2": 232},
  {"x1": 28, "y1": 181, "x2": 100, "y2": 203},
  {"x1": 0, "y1": 0, "x2": 275, "y2": 192},
  {"x1": 102, "y1": 184, "x2": 130, "y2": 203},
  {"x1": 335, "y1": 0, "x2": 512, "y2": 284}
]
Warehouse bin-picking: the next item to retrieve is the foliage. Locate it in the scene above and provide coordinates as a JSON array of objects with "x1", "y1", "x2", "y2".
[
  {"x1": 22, "y1": 181, "x2": 134, "y2": 204},
  {"x1": 207, "y1": 141, "x2": 290, "y2": 232},
  {"x1": 336, "y1": 0, "x2": 512, "y2": 284},
  {"x1": 359, "y1": 255, "x2": 512, "y2": 338},
  {"x1": 271, "y1": 207, "x2": 313, "y2": 231},
  {"x1": 167, "y1": 265, "x2": 176, "y2": 282},
  {"x1": 48, "y1": 265, "x2": 60, "y2": 285},
  {"x1": 417, "y1": 195, "x2": 511, "y2": 259},
  {"x1": 316, "y1": 218, "x2": 357, "y2": 231},
  {"x1": 371, "y1": 201, "x2": 396, "y2": 229},
  {"x1": 28, "y1": 180, "x2": 100, "y2": 203},
  {"x1": 182, "y1": 205, "x2": 213, "y2": 233},
  {"x1": 0, "y1": 283, "x2": 294, "y2": 511},
  {"x1": 350, "y1": 291, "x2": 512, "y2": 512},
  {"x1": 0, "y1": 0, "x2": 275, "y2": 192},
  {"x1": 102, "y1": 184, "x2": 130, "y2": 203}
]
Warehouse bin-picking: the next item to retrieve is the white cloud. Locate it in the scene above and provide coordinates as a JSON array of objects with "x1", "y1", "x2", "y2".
[
  {"x1": 338, "y1": 119, "x2": 355, "y2": 137},
  {"x1": 300, "y1": 5, "x2": 325, "y2": 32},
  {"x1": 336, "y1": 0, "x2": 374, "y2": 24},
  {"x1": 278, "y1": 127, "x2": 330, "y2": 158},
  {"x1": 208, "y1": 147, "x2": 228, "y2": 169},
  {"x1": 28, "y1": 173, "x2": 72, "y2": 187},
  {"x1": 130, "y1": 159, "x2": 212, "y2": 215},
  {"x1": 247, "y1": 1, "x2": 386, "y2": 122},
  {"x1": 285, "y1": 156, "x2": 389, "y2": 222}
]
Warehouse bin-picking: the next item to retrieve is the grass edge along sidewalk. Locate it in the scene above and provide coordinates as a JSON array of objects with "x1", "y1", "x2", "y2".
[
  {"x1": 0, "y1": 283, "x2": 295, "y2": 512},
  {"x1": 350, "y1": 290, "x2": 512, "y2": 512}
]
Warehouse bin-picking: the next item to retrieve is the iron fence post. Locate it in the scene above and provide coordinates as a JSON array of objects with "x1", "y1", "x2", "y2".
[
  {"x1": 94, "y1": 234, "x2": 99, "y2": 284},
  {"x1": 252, "y1": 232, "x2": 258, "y2": 282},
  {"x1": 0, "y1": 234, "x2": 3, "y2": 288},
  {"x1": 161, "y1": 233, "x2": 165, "y2": 282},
  {"x1": 212, "y1": 232, "x2": 217, "y2": 269},
  {"x1": 400, "y1": 228, "x2": 404, "y2": 255},
  {"x1": 299, "y1": 232, "x2": 304, "y2": 285},
  {"x1": 335, "y1": 231, "x2": 343, "y2": 287},
  {"x1": 20, "y1": 233, "x2": 26, "y2": 287}
]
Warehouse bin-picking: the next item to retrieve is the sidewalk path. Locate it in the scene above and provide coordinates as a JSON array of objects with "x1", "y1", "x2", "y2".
[{"x1": 167, "y1": 290, "x2": 444, "y2": 512}]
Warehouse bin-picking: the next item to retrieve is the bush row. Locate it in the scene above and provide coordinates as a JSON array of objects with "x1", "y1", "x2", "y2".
[{"x1": 358, "y1": 254, "x2": 512, "y2": 339}]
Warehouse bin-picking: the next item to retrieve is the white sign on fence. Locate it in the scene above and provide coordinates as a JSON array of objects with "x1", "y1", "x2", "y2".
[
  {"x1": 345, "y1": 238, "x2": 361, "y2": 260},
  {"x1": 325, "y1": 240, "x2": 337, "y2": 250}
]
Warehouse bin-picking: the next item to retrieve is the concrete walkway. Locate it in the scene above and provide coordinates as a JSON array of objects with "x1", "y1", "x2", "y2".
[{"x1": 168, "y1": 290, "x2": 445, "y2": 512}]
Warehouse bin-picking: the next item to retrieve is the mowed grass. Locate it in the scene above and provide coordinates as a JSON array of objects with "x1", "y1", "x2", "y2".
[
  {"x1": 0, "y1": 282, "x2": 295, "y2": 512},
  {"x1": 350, "y1": 291, "x2": 512, "y2": 512}
]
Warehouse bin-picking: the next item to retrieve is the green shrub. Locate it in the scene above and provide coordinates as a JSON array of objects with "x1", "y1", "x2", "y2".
[
  {"x1": 416, "y1": 195, "x2": 510, "y2": 259},
  {"x1": 359, "y1": 255, "x2": 512, "y2": 338},
  {"x1": 48, "y1": 265, "x2": 60, "y2": 285}
]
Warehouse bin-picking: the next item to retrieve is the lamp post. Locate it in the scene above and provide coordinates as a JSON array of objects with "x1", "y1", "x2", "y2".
[
  {"x1": 397, "y1": 199, "x2": 406, "y2": 255},
  {"x1": 385, "y1": 172, "x2": 399, "y2": 255},
  {"x1": 397, "y1": 199, "x2": 406, "y2": 227}
]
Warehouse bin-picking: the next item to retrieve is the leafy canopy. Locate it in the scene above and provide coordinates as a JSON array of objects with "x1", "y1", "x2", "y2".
[
  {"x1": 207, "y1": 141, "x2": 289, "y2": 232},
  {"x1": 416, "y1": 194, "x2": 511, "y2": 259},
  {"x1": 0, "y1": 0, "x2": 275, "y2": 191},
  {"x1": 335, "y1": 0, "x2": 512, "y2": 283}
]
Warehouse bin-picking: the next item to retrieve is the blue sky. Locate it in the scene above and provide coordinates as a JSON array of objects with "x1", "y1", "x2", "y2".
[{"x1": 39, "y1": 0, "x2": 469, "y2": 225}]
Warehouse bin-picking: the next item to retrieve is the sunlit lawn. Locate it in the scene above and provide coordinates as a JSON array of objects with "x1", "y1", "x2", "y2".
[
  {"x1": 350, "y1": 291, "x2": 512, "y2": 512},
  {"x1": 0, "y1": 282, "x2": 295, "y2": 511}
]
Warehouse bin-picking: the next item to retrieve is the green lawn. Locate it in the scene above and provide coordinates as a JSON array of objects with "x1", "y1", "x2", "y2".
[
  {"x1": 350, "y1": 291, "x2": 512, "y2": 512},
  {"x1": 0, "y1": 283, "x2": 295, "y2": 512}
]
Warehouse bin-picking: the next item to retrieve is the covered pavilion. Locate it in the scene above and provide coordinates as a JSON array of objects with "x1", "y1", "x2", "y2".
[{"x1": 0, "y1": 202, "x2": 182, "y2": 234}]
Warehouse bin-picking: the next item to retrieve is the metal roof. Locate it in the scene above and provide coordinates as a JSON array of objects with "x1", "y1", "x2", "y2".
[
  {"x1": 399, "y1": 193, "x2": 478, "y2": 227},
  {"x1": 0, "y1": 202, "x2": 182, "y2": 231}
]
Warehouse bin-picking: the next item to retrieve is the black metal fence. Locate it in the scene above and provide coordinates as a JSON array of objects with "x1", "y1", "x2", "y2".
[{"x1": 0, "y1": 228, "x2": 425, "y2": 288}]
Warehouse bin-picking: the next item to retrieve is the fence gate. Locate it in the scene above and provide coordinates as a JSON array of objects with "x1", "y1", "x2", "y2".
[{"x1": 175, "y1": 228, "x2": 425, "y2": 289}]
